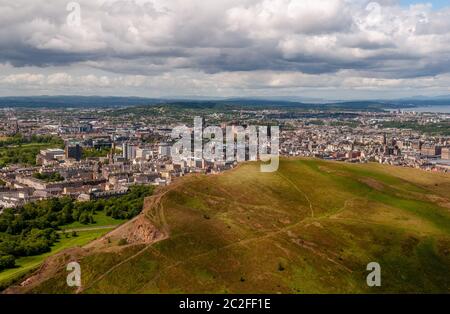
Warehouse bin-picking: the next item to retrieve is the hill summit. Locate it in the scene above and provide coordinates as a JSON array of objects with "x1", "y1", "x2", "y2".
[{"x1": 5, "y1": 159, "x2": 450, "y2": 293}]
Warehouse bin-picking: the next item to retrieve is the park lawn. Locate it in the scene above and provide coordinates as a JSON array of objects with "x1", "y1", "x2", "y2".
[
  {"x1": 0, "y1": 228, "x2": 113, "y2": 287},
  {"x1": 61, "y1": 211, "x2": 127, "y2": 230},
  {"x1": 0, "y1": 142, "x2": 62, "y2": 167},
  {"x1": 1, "y1": 142, "x2": 58, "y2": 149}
]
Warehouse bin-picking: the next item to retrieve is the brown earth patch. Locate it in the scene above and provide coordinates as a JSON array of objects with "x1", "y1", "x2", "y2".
[{"x1": 358, "y1": 178, "x2": 384, "y2": 191}]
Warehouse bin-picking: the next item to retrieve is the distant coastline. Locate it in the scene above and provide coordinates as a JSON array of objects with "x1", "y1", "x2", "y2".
[{"x1": 388, "y1": 105, "x2": 450, "y2": 114}]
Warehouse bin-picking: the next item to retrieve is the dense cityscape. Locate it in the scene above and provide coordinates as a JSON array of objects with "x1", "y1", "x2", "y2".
[{"x1": 1, "y1": 103, "x2": 449, "y2": 211}]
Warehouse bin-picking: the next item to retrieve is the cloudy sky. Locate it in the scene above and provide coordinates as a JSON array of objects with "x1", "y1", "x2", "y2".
[{"x1": 0, "y1": 0, "x2": 449, "y2": 100}]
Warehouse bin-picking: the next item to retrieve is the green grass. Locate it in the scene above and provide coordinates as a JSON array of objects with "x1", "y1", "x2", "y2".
[
  {"x1": 11, "y1": 158, "x2": 450, "y2": 294},
  {"x1": 0, "y1": 143, "x2": 62, "y2": 167},
  {"x1": 381, "y1": 121, "x2": 450, "y2": 136},
  {"x1": 61, "y1": 211, "x2": 126, "y2": 230},
  {"x1": 0, "y1": 229, "x2": 112, "y2": 288},
  {"x1": 82, "y1": 147, "x2": 111, "y2": 159}
]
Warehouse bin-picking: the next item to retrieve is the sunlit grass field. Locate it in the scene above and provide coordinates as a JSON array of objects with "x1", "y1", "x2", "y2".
[
  {"x1": 0, "y1": 143, "x2": 61, "y2": 166},
  {"x1": 0, "y1": 229, "x2": 113, "y2": 289},
  {"x1": 61, "y1": 211, "x2": 126, "y2": 230},
  {"x1": 16, "y1": 159, "x2": 450, "y2": 294}
]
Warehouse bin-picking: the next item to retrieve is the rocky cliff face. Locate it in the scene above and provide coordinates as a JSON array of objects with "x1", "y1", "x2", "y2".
[{"x1": 93, "y1": 213, "x2": 167, "y2": 246}]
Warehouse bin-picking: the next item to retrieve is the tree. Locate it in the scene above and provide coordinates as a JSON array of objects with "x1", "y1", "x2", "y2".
[
  {"x1": 0, "y1": 254, "x2": 15, "y2": 270},
  {"x1": 0, "y1": 185, "x2": 154, "y2": 271}
]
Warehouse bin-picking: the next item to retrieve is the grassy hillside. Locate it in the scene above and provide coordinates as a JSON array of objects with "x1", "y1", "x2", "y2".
[
  {"x1": 7, "y1": 159, "x2": 450, "y2": 294},
  {"x1": 0, "y1": 228, "x2": 114, "y2": 290}
]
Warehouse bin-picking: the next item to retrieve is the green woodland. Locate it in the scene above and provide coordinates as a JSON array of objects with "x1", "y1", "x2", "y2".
[
  {"x1": 32, "y1": 172, "x2": 65, "y2": 182},
  {"x1": 0, "y1": 185, "x2": 153, "y2": 271},
  {"x1": 381, "y1": 120, "x2": 450, "y2": 136},
  {"x1": 82, "y1": 147, "x2": 111, "y2": 159},
  {"x1": 0, "y1": 134, "x2": 64, "y2": 167}
]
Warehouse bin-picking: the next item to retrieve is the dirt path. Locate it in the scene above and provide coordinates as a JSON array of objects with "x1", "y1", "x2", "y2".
[
  {"x1": 57, "y1": 225, "x2": 117, "y2": 233},
  {"x1": 277, "y1": 172, "x2": 315, "y2": 218},
  {"x1": 72, "y1": 174, "x2": 364, "y2": 292},
  {"x1": 135, "y1": 216, "x2": 352, "y2": 290},
  {"x1": 77, "y1": 244, "x2": 152, "y2": 293},
  {"x1": 76, "y1": 184, "x2": 181, "y2": 293}
]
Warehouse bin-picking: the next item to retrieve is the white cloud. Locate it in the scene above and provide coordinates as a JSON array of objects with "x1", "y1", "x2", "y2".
[
  {"x1": 47, "y1": 72, "x2": 73, "y2": 85},
  {"x1": 0, "y1": 0, "x2": 449, "y2": 98},
  {"x1": 1, "y1": 73, "x2": 45, "y2": 84}
]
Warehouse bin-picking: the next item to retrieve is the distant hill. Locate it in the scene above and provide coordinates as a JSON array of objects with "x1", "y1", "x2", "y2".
[
  {"x1": 0, "y1": 95, "x2": 448, "y2": 110},
  {"x1": 0, "y1": 96, "x2": 397, "y2": 111},
  {"x1": 6, "y1": 159, "x2": 450, "y2": 294},
  {"x1": 395, "y1": 95, "x2": 450, "y2": 101},
  {"x1": 0, "y1": 96, "x2": 167, "y2": 108},
  {"x1": 388, "y1": 95, "x2": 450, "y2": 107}
]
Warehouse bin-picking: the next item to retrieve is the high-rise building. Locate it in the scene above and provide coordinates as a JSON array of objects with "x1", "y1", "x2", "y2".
[
  {"x1": 136, "y1": 148, "x2": 152, "y2": 160},
  {"x1": 65, "y1": 144, "x2": 83, "y2": 161},
  {"x1": 128, "y1": 145, "x2": 137, "y2": 160},
  {"x1": 122, "y1": 143, "x2": 137, "y2": 160},
  {"x1": 109, "y1": 142, "x2": 116, "y2": 164},
  {"x1": 158, "y1": 143, "x2": 172, "y2": 157},
  {"x1": 421, "y1": 145, "x2": 441, "y2": 157},
  {"x1": 122, "y1": 143, "x2": 128, "y2": 160}
]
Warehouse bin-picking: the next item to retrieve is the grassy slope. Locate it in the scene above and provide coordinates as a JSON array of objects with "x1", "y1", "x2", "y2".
[
  {"x1": 26, "y1": 159, "x2": 450, "y2": 293},
  {"x1": 0, "y1": 229, "x2": 114, "y2": 289},
  {"x1": 61, "y1": 211, "x2": 126, "y2": 230}
]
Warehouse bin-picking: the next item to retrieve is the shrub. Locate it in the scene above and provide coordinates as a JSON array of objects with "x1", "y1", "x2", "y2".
[
  {"x1": 0, "y1": 254, "x2": 16, "y2": 270},
  {"x1": 118, "y1": 238, "x2": 128, "y2": 246}
]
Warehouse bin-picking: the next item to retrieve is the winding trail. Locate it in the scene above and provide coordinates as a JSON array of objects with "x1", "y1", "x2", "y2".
[
  {"x1": 76, "y1": 170, "x2": 356, "y2": 292},
  {"x1": 277, "y1": 172, "x2": 315, "y2": 218},
  {"x1": 57, "y1": 226, "x2": 117, "y2": 233},
  {"x1": 77, "y1": 244, "x2": 152, "y2": 293},
  {"x1": 76, "y1": 183, "x2": 180, "y2": 293}
]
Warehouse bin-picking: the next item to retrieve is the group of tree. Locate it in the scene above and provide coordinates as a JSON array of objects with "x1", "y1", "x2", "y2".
[
  {"x1": 381, "y1": 121, "x2": 450, "y2": 136},
  {"x1": 0, "y1": 134, "x2": 64, "y2": 167},
  {"x1": 0, "y1": 185, "x2": 153, "y2": 271},
  {"x1": 0, "y1": 145, "x2": 43, "y2": 167},
  {"x1": 82, "y1": 147, "x2": 111, "y2": 159},
  {"x1": 0, "y1": 228, "x2": 58, "y2": 270},
  {"x1": 0, "y1": 134, "x2": 63, "y2": 148},
  {"x1": 33, "y1": 172, "x2": 65, "y2": 183}
]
